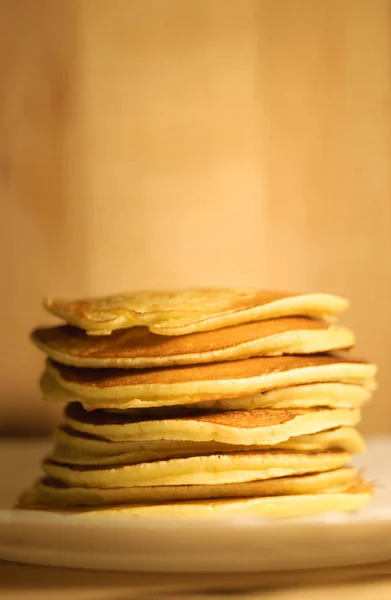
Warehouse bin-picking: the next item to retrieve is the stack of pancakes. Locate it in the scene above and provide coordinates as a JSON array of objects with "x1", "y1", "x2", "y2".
[{"x1": 20, "y1": 289, "x2": 377, "y2": 518}]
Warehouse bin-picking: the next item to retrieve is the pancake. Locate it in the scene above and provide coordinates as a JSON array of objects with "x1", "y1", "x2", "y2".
[
  {"x1": 42, "y1": 372, "x2": 372, "y2": 411},
  {"x1": 44, "y1": 289, "x2": 348, "y2": 336},
  {"x1": 52, "y1": 426, "x2": 366, "y2": 466},
  {"x1": 45, "y1": 355, "x2": 377, "y2": 409},
  {"x1": 24, "y1": 468, "x2": 359, "y2": 507},
  {"x1": 20, "y1": 480, "x2": 372, "y2": 517},
  {"x1": 43, "y1": 450, "x2": 351, "y2": 487},
  {"x1": 31, "y1": 319, "x2": 355, "y2": 368},
  {"x1": 63, "y1": 403, "x2": 360, "y2": 446}
]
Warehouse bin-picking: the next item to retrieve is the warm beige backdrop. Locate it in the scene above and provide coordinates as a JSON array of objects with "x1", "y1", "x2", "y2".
[{"x1": 1, "y1": 0, "x2": 390, "y2": 434}]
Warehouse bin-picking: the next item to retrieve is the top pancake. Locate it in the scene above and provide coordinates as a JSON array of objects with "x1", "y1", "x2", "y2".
[
  {"x1": 44, "y1": 288, "x2": 348, "y2": 336},
  {"x1": 31, "y1": 318, "x2": 354, "y2": 368}
]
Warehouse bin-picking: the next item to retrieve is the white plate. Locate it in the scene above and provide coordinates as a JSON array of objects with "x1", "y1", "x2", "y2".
[{"x1": 0, "y1": 437, "x2": 390, "y2": 572}]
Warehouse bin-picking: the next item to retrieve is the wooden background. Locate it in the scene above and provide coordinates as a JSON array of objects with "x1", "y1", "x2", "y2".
[{"x1": 1, "y1": 0, "x2": 390, "y2": 435}]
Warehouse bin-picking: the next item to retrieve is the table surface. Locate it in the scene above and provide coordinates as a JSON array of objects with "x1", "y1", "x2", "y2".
[{"x1": 1, "y1": 438, "x2": 391, "y2": 600}]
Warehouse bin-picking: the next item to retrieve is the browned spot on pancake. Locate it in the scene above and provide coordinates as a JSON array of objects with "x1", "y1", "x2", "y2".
[
  {"x1": 179, "y1": 408, "x2": 308, "y2": 427},
  {"x1": 50, "y1": 354, "x2": 363, "y2": 388},
  {"x1": 32, "y1": 318, "x2": 328, "y2": 360},
  {"x1": 66, "y1": 402, "x2": 310, "y2": 428}
]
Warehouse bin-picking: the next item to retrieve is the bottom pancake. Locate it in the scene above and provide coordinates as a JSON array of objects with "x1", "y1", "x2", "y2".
[
  {"x1": 98, "y1": 484, "x2": 372, "y2": 518},
  {"x1": 19, "y1": 480, "x2": 372, "y2": 518},
  {"x1": 21, "y1": 467, "x2": 359, "y2": 507}
]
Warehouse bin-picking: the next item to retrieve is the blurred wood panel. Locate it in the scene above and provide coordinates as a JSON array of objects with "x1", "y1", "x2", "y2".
[
  {"x1": 1, "y1": 0, "x2": 390, "y2": 434},
  {"x1": 0, "y1": 0, "x2": 84, "y2": 434},
  {"x1": 256, "y1": 0, "x2": 391, "y2": 434}
]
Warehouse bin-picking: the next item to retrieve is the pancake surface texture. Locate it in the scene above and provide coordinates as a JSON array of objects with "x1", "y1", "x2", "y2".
[
  {"x1": 43, "y1": 450, "x2": 351, "y2": 487},
  {"x1": 52, "y1": 426, "x2": 365, "y2": 466},
  {"x1": 63, "y1": 403, "x2": 360, "y2": 445},
  {"x1": 20, "y1": 480, "x2": 372, "y2": 517},
  {"x1": 44, "y1": 355, "x2": 377, "y2": 409},
  {"x1": 31, "y1": 318, "x2": 354, "y2": 368},
  {"x1": 24, "y1": 468, "x2": 360, "y2": 507},
  {"x1": 44, "y1": 289, "x2": 348, "y2": 336},
  {"x1": 42, "y1": 373, "x2": 372, "y2": 410}
]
